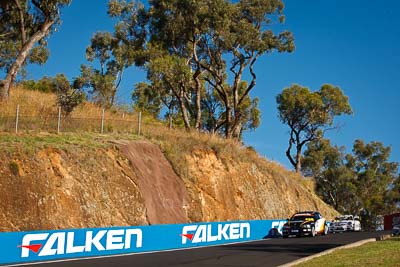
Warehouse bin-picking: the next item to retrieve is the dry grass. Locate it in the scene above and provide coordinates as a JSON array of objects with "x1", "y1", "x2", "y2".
[
  {"x1": 1, "y1": 86, "x2": 133, "y2": 119},
  {"x1": 0, "y1": 86, "x2": 57, "y2": 116},
  {"x1": 0, "y1": 87, "x2": 310, "y2": 183},
  {"x1": 0, "y1": 87, "x2": 165, "y2": 133},
  {"x1": 0, "y1": 86, "x2": 300, "y2": 180}
]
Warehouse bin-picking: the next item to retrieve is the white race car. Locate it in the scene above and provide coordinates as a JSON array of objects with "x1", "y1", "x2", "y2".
[
  {"x1": 392, "y1": 224, "x2": 400, "y2": 236},
  {"x1": 329, "y1": 215, "x2": 361, "y2": 233}
]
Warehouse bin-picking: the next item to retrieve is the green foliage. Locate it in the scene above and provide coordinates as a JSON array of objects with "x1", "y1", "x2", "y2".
[
  {"x1": 108, "y1": 0, "x2": 294, "y2": 138},
  {"x1": 74, "y1": 27, "x2": 144, "y2": 107},
  {"x1": 74, "y1": 64, "x2": 117, "y2": 108},
  {"x1": 54, "y1": 74, "x2": 85, "y2": 115},
  {"x1": 20, "y1": 76, "x2": 56, "y2": 93},
  {"x1": 19, "y1": 74, "x2": 84, "y2": 115},
  {"x1": 348, "y1": 140, "x2": 399, "y2": 228},
  {"x1": 132, "y1": 82, "x2": 162, "y2": 117},
  {"x1": 302, "y1": 138, "x2": 357, "y2": 212},
  {"x1": 277, "y1": 84, "x2": 352, "y2": 172},
  {"x1": 0, "y1": 0, "x2": 71, "y2": 99},
  {"x1": 303, "y1": 138, "x2": 399, "y2": 229},
  {"x1": 9, "y1": 160, "x2": 20, "y2": 176}
]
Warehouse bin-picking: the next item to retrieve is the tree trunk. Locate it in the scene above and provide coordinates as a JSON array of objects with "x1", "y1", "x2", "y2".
[
  {"x1": 178, "y1": 90, "x2": 191, "y2": 131},
  {"x1": 231, "y1": 121, "x2": 243, "y2": 139},
  {"x1": 225, "y1": 105, "x2": 232, "y2": 138},
  {"x1": 0, "y1": 19, "x2": 54, "y2": 101},
  {"x1": 193, "y1": 70, "x2": 202, "y2": 130},
  {"x1": 192, "y1": 41, "x2": 202, "y2": 131},
  {"x1": 295, "y1": 144, "x2": 302, "y2": 173}
]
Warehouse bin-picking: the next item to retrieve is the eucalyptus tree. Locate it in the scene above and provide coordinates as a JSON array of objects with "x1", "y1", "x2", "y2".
[
  {"x1": 347, "y1": 140, "x2": 399, "y2": 226},
  {"x1": 303, "y1": 138, "x2": 399, "y2": 227},
  {"x1": 197, "y1": 0, "x2": 294, "y2": 138},
  {"x1": 302, "y1": 138, "x2": 358, "y2": 213},
  {"x1": 132, "y1": 82, "x2": 163, "y2": 118},
  {"x1": 277, "y1": 84, "x2": 352, "y2": 172},
  {"x1": 73, "y1": 31, "x2": 136, "y2": 107},
  {"x1": 0, "y1": 0, "x2": 71, "y2": 101},
  {"x1": 109, "y1": 0, "x2": 293, "y2": 137}
]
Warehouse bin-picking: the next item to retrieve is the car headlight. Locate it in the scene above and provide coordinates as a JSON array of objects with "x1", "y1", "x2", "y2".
[{"x1": 302, "y1": 224, "x2": 311, "y2": 228}]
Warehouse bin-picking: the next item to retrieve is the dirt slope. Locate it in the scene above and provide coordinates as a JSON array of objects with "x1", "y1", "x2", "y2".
[{"x1": 116, "y1": 140, "x2": 188, "y2": 225}]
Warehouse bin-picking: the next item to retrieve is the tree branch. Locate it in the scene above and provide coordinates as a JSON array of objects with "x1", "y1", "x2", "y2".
[
  {"x1": 237, "y1": 53, "x2": 259, "y2": 107},
  {"x1": 14, "y1": 0, "x2": 26, "y2": 44},
  {"x1": 286, "y1": 129, "x2": 297, "y2": 169}
]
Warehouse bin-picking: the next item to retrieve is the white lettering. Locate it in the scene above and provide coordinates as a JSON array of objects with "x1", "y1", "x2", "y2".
[
  {"x1": 20, "y1": 228, "x2": 143, "y2": 258},
  {"x1": 271, "y1": 221, "x2": 285, "y2": 234},
  {"x1": 181, "y1": 223, "x2": 252, "y2": 244},
  {"x1": 125, "y1": 229, "x2": 143, "y2": 249},
  {"x1": 207, "y1": 224, "x2": 218, "y2": 242},
  {"x1": 181, "y1": 225, "x2": 198, "y2": 244},
  {"x1": 218, "y1": 224, "x2": 230, "y2": 240},
  {"x1": 229, "y1": 223, "x2": 240, "y2": 239},
  {"x1": 66, "y1": 232, "x2": 85, "y2": 254},
  {"x1": 85, "y1": 230, "x2": 106, "y2": 252},
  {"x1": 106, "y1": 230, "x2": 124, "y2": 250},
  {"x1": 39, "y1": 233, "x2": 65, "y2": 257},
  {"x1": 240, "y1": 223, "x2": 250, "y2": 238},
  {"x1": 21, "y1": 233, "x2": 49, "y2": 258},
  {"x1": 192, "y1": 225, "x2": 207, "y2": 243}
]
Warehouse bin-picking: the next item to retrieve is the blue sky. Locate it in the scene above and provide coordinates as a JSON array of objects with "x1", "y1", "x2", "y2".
[{"x1": 25, "y1": 0, "x2": 400, "y2": 169}]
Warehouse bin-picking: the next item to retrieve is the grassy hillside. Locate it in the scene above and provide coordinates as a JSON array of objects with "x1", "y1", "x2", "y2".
[{"x1": 0, "y1": 88, "x2": 338, "y2": 231}]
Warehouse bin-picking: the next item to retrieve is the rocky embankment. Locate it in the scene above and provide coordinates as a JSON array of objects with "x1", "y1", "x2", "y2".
[{"x1": 0, "y1": 136, "x2": 338, "y2": 232}]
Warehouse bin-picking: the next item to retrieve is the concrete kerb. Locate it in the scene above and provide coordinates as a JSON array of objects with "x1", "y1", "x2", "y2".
[{"x1": 278, "y1": 234, "x2": 392, "y2": 267}]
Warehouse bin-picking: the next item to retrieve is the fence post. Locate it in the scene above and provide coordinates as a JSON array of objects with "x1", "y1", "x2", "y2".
[
  {"x1": 138, "y1": 111, "x2": 142, "y2": 135},
  {"x1": 101, "y1": 108, "x2": 105, "y2": 134},
  {"x1": 57, "y1": 107, "x2": 61, "y2": 134},
  {"x1": 15, "y1": 104, "x2": 19, "y2": 134}
]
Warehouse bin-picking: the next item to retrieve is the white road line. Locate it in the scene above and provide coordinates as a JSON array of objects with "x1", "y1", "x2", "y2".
[{"x1": 2, "y1": 238, "x2": 271, "y2": 267}]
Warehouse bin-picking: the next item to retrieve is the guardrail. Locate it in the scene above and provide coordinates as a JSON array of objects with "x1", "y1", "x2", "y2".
[{"x1": 0, "y1": 219, "x2": 286, "y2": 265}]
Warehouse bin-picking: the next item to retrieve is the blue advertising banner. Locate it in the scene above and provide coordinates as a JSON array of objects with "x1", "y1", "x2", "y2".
[{"x1": 0, "y1": 219, "x2": 286, "y2": 265}]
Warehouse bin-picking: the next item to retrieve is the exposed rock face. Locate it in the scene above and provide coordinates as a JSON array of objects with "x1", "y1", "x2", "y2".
[
  {"x1": 0, "y1": 140, "x2": 337, "y2": 232},
  {"x1": 0, "y1": 145, "x2": 147, "y2": 232},
  {"x1": 182, "y1": 149, "x2": 338, "y2": 222}
]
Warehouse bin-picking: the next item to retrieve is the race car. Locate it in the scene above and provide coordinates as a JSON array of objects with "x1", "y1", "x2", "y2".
[
  {"x1": 329, "y1": 215, "x2": 361, "y2": 233},
  {"x1": 282, "y1": 211, "x2": 328, "y2": 238},
  {"x1": 392, "y1": 224, "x2": 400, "y2": 236}
]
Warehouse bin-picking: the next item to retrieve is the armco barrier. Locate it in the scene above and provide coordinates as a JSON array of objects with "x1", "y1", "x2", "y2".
[{"x1": 0, "y1": 219, "x2": 286, "y2": 265}]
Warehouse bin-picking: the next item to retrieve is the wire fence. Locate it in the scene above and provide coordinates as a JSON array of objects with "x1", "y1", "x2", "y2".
[{"x1": 0, "y1": 105, "x2": 147, "y2": 135}]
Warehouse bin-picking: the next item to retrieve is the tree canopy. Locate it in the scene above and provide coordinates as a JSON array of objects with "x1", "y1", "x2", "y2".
[
  {"x1": 303, "y1": 138, "x2": 399, "y2": 229},
  {"x1": 107, "y1": 0, "x2": 294, "y2": 138},
  {"x1": 277, "y1": 84, "x2": 352, "y2": 172},
  {"x1": 0, "y1": 0, "x2": 71, "y2": 100}
]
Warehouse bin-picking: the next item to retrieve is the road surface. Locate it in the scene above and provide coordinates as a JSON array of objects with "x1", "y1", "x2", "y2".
[{"x1": 4, "y1": 231, "x2": 389, "y2": 267}]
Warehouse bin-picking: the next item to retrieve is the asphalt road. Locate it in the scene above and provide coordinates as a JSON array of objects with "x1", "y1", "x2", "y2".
[{"x1": 6, "y1": 231, "x2": 389, "y2": 267}]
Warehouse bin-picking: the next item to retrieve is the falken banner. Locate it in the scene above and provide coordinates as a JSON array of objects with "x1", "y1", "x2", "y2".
[{"x1": 0, "y1": 219, "x2": 286, "y2": 265}]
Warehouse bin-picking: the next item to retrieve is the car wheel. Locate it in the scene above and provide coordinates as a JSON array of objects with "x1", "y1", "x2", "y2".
[
  {"x1": 322, "y1": 224, "x2": 328, "y2": 235},
  {"x1": 311, "y1": 226, "x2": 316, "y2": 237}
]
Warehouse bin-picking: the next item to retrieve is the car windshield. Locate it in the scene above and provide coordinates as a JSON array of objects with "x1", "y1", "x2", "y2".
[
  {"x1": 335, "y1": 215, "x2": 352, "y2": 221},
  {"x1": 290, "y1": 215, "x2": 314, "y2": 222}
]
